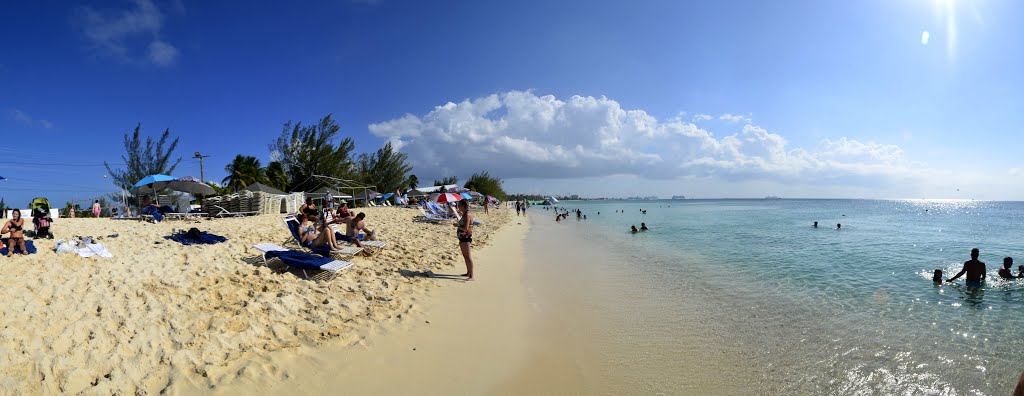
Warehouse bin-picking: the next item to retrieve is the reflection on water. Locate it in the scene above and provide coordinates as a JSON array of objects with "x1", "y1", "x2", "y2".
[{"x1": 540, "y1": 199, "x2": 1024, "y2": 395}]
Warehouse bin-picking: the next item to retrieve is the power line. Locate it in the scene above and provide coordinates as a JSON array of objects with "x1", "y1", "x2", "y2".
[{"x1": 0, "y1": 160, "x2": 125, "y2": 167}]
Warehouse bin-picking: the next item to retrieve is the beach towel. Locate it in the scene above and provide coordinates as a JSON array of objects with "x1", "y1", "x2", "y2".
[
  {"x1": 264, "y1": 249, "x2": 336, "y2": 271},
  {"x1": 163, "y1": 231, "x2": 228, "y2": 246},
  {"x1": 0, "y1": 240, "x2": 37, "y2": 255},
  {"x1": 76, "y1": 243, "x2": 113, "y2": 258}
]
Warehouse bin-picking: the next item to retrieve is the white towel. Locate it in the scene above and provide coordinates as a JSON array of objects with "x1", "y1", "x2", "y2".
[{"x1": 76, "y1": 243, "x2": 113, "y2": 258}]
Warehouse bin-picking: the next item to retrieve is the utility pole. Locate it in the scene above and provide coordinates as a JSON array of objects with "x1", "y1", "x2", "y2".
[{"x1": 193, "y1": 152, "x2": 211, "y2": 183}]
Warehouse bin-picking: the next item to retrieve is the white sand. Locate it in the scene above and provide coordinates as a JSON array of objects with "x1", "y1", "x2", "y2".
[{"x1": 0, "y1": 206, "x2": 511, "y2": 394}]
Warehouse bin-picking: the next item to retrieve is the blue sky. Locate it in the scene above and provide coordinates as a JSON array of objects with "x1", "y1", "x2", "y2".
[{"x1": 1, "y1": 0, "x2": 1023, "y2": 206}]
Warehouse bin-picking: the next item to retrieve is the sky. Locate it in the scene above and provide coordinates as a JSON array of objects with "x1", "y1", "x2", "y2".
[{"x1": 2, "y1": 0, "x2": 1024, "y2": 206}]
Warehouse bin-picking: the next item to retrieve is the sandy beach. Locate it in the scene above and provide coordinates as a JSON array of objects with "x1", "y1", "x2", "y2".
[{"x1": 0, "y1": 206, "x2": 514, "y2": 394}]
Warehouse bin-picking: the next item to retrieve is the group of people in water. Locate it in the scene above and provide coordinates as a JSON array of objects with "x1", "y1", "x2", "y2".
[
  {"x1": 932, "y1": 248, "x2": 1024, "y2": 286},
  {"x1": 545, "y1": 205, "x2": 653, "y2": 234},
  {"x1": 812, "y1": 221, "x2": 841, "y2": 229}
]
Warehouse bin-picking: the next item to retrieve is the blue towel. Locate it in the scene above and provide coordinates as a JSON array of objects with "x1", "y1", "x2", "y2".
[
  {"x1": 163, "y1": 232, "x2": 228, "y2": 245},
  {"x1": 1, "y1": 240, "x2": 36, "y2": 255},
  {"x1": 336, "y1": 232, "x2": 365, "y2": 242},
  {"x1": 265, "y1": 249, "x2": 333, "y2": 271}
]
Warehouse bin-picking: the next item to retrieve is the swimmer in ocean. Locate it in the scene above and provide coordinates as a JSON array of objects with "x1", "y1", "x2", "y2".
[
  {"x1": 933, "y1": 269, "x2": 943, "y2": 283},
  {"x1": 836, "y1": 223, "x2": 841, "y2": 229},
  {"x1": 813, "y1": 221, "x2": 818, "y2": 228},
  {"x1": 998, "y1": 257, "x2": 1020, "y2": 279},
  {"x1": 630, "y1": 225, "x2": 639, "y2": 233},
  {"x1": 640, "y1": 222, "x2": 648, "y2": 231},
  {"x1": 947, "y1": 248, "x2": 986, "y2": 286}
]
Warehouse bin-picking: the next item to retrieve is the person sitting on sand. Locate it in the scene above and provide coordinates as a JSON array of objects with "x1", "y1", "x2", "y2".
[
  {"x1": 343, "y1": 212, "x2": 377, "y2": 242},
  {"x1": 947, "y1": 248, "x2": 986, "y2": 286},
  {"x1": 933, "y1": 269, "x2": 943, "y2": 283},
  {"x1": 631, "y1": 225, "x2": 639, "y2": 234},
  {"x1": 640, "y1": 222, "x2": 649, "y2": 231},
  {"x1": 2, "y1": 209, "x2": 28, "y2": 256},
  {"x1": 336, "y1": 199, "x2": 351, "y2": 219},
  {"x1": 998, "y1": 257, "x2": 1020, "y2": 279}
]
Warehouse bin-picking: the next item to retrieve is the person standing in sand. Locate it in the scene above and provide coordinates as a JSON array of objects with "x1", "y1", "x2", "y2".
[
  {"x1": 947, "y1": 248, "x2": 986, "y2": 286},
  {"x1": 92, "y1": 200, "x2": 101, "y2": 217},
  {"x1": 2, "y1": 209, "x2": 27, "y2": 256},
  {"x1": 454, "y1": 200, "x2": 474, "y2": 280}
]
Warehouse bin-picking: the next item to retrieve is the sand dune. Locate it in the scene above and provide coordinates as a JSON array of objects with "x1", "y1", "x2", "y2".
[{"x1": 0, "y1": 206, "x2": 510, "y2": 394}]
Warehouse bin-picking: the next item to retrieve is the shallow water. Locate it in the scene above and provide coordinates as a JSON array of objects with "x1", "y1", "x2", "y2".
[{"x1": 525, "y1": 199, "x2": 1024, "y2": 395}]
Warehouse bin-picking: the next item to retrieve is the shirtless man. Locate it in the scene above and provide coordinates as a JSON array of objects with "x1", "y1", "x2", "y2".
[
  {"x1": 947, "y1": 248, "x2": 986, "y2": 286},
  {"x1": 345, "y1": 212, "x2": 377, "y2": 241},
  {"x1": 998, "y1": 257, "x2": 1020, "y2": 279}
]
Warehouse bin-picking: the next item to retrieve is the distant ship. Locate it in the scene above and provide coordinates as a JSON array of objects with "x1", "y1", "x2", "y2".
[
  {"x1": 764, "y1": 195, "x2": 781, "y2": 200},
  {"x1": 671, "y1": 195, "x2": 686, "y2": 200}
]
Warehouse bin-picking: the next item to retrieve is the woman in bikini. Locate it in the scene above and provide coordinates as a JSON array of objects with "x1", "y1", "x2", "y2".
[
  {"x1": 2, "y1": 209, "x2": 28, "y2": 256},
  {"x1": 302, "y1": 212, "x2": 346, "y2": 251},
  {"x1": 454, "y1": 200, "x2": 474, "y2": 280}
]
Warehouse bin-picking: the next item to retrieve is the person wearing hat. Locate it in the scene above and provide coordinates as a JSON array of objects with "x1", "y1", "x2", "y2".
[{"x1": 336, "y1": 199, "x2": 351, "y2": 219}]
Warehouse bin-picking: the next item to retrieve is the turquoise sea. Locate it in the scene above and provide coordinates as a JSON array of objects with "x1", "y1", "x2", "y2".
[{"x1": 524, "y1": 199, "x2": 1024, "y2": 394}]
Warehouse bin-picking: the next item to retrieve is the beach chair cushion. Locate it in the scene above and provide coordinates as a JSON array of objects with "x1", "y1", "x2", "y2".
[{"x1": 262, "y1": 248, "x2": 353, "y2": 272}]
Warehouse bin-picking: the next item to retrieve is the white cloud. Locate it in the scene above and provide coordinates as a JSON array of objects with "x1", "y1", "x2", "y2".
[
  {"x1": 921, "y1": 30, "x2": 930, "y2": 45},
  {"x1": 368, "y1": 91, "x2": 928, "y2": 188},
  {"x1": 10, "y1": 109, "x2": 32, "y2": 124},
  {"x1": 1011, "y1": 168, "x2": 1024, "y2": 177},
  {"x1": 76, "y1": 0, "x2": 180, "y2": 66},
  {"x1": 147, "y1": 40, "x2": 179, "y2": 66},
  {"x1": 8, "y1": 109, "x2": 53, "y2": 129},
  {"x1": 693, "y1": 113, "x2": 713, "y2": 122},
  {"x1": 719, "y1": 113, "x2": 751, "y2": 123}
]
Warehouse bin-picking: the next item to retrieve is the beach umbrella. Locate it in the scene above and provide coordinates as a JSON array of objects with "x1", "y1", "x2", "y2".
[
  {"x1": 130, "y1": 174, "x2": 176, "y2": 194},
  {"x1": 167, "y1": 176, "x2": 216, "y2": 195},
  {"x1": 433, "y1": 193, "x2": 463, "y2": 203},
  {"x1": 487, "y1": 195, "x2": 497, "y2": 202},
  {"x1": 459, "y1": 192, "x2": 473, "y2": 200}
]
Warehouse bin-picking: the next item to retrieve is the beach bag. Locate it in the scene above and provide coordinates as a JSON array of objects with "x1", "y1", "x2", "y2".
[{"x1": 54, "y1": 240, "x2": 75, "y2": 254}]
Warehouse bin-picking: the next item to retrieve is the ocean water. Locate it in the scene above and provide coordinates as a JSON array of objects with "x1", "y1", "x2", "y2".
[{"x1": 524, "y1": 199, "x2": 1024, "y2": 395}]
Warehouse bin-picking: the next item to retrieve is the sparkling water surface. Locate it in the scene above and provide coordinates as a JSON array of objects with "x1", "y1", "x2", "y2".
[{"x1": 536, "y1": 199, "x2": 1024, "y2": 395}]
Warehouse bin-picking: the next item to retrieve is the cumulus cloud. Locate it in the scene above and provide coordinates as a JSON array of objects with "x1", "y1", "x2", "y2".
[
  {"x1": 76, "y1": 0, "x2": 180, "y2": 66},
  {"x1": 693, "y1": 113, "x2": 713, "y2": 122},
  {"x1": 369, "y1": 91, "x2": 926, "y2": 187}
]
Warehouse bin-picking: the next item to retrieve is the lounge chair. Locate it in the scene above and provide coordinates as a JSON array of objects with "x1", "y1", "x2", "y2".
[
  {"x1": 212, "y1": 205, "x2": 258, "y2": 218},
  {"x1": 253, "y1": 243, "x2": 353, "y2": 280},
  {"x1": 164, "y1": 211, "x2": 208, "y2": 221},
  {"x1": 418, "y1": 207, "x2": 451, "y2": 223},
  {"x1": 283, "y1": 215, "x2": 363, "y2": 257}
]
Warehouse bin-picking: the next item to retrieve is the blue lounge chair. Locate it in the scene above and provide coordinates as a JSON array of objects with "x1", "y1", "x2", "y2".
[{"x1": 253, "y1": 243, "x2": 353, "y2": 280}]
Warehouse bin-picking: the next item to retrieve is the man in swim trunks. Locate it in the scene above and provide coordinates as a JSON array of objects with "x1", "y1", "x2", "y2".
[
  {"x1": 344, "y1": 212, "x2": 376, "y2": 242},
  {"x1": 947, "y1": 248, "x2": 986, "y2": 286}
]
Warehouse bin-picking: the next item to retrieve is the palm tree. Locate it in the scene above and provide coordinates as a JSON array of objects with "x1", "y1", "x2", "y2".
[
  {"x1": 222, "y1": 155, "x2": 266, "y2": 191},
  {"x1": 264, "y1": 161, "x2": 288, "y2": 192},
  {"x1": 407, "y1": 174, "x2": 419, "y2": 191}
]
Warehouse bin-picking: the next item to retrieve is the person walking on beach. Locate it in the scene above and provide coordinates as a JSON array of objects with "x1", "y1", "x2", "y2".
[
  {"x1": 947, "y1": 248, "x2": 986, "y2": 286},
  {"x1": 92, "y1": 200, "x2": 101, "y2": 217},
  {"x1": 515, "y1": 201, "x2": 521, "y2": 216},
  {"x1": 454, "y1": 200, "x2": 474, "y2": 280},
  {"x1": 2, "y1": 209, "x2": 27, "y2": 256}
]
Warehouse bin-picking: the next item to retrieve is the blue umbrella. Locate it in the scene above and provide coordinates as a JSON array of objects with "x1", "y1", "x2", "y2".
[
  {"x1": 460, "y1": 192, "x2": 474, "y2": 200},
  {"x1": 130, "y1": 174, "x2": 176, "y2": 194}
]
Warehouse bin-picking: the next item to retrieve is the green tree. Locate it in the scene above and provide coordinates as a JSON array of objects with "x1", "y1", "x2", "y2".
[
  {"x1": 464, "y1": 171, "x2": 507, "y2": 200},
  {"x1": 433, "y1": 176, "x2": 458, "y2": 186},
  {"x1": 205, "y1": 182, "x2": 232, "y2": 196},
  {"x1": 264, "y1": 161, "x2": 288, "y2": 192},
  {"x1": 269, "y1": 114, "x2": 356, "y2": 192},
  {"x1": 104, "y1": 124, "x2": 182, "y2": 191},
  {"x1": 406, "y1": 174, "x2": 419, "y2": 191},
  {"x1": 356, "y1": 142, "x2": 413, "y2": 195},
  {"x1": 222, "y1": 155, "x2": 266, "y2": 191}
]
